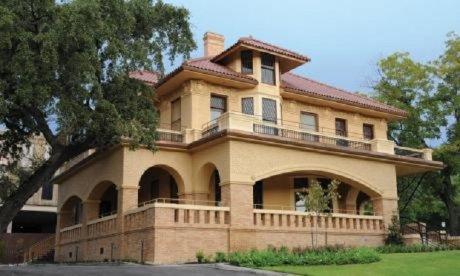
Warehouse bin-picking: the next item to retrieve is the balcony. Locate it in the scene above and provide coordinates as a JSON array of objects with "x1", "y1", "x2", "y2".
[{"x1": 193, "y1": 112, "x2": 432, "y2": 160}]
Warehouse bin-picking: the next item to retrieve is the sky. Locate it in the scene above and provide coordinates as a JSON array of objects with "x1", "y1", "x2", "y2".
[{"x1": 165, "y1": 0, "x2": 460, "y2": 94}]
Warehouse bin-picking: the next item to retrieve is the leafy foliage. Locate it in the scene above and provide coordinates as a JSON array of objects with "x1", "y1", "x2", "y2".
[
  {"x1": 376, "y1": 244, "x2": 460, "y2": 254},
  {"x1": 227, "y1": 246, "x2": 381, "y2": 268},
  {"x1": 385, "y1": 215, "x2": 404, "y2": 245},
  {"x1": 0, "y1": 0, "x2": 195, "y2": 231},
  {"x1": 297, "y1": 179, "x2": 340, "y2": 214}
]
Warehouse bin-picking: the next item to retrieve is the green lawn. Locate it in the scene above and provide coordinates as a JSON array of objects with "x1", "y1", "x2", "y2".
[{"x1": 263, "y1": 250, "x2": 460, "y2": 276}]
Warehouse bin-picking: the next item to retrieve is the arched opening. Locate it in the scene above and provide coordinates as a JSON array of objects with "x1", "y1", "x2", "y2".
[
  {"x1": 208, "y1": 169, "x2": 221, "y2": 205},
  {"x1": 60, "y1": 196, "x2": 83, "y2": 228},
  {"x1": 88, "y1": 181, "x2": 118, "y2": 218},
  {"x1": 138, "y1": 166, "x2": 181, "y2": 205},
  {"x1": 254, "y1": 171, "x2": 378, "y2": 215}
]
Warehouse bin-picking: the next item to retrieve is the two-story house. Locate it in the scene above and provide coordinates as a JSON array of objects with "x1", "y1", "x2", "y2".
[{"x1": 52, "y1": 32, "x2": 443, "y2": 264}]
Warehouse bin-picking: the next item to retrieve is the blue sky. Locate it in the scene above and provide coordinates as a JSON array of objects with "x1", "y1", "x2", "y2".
[{"x1": 165, "y1": 0, "x2": 459, "y2": 94}]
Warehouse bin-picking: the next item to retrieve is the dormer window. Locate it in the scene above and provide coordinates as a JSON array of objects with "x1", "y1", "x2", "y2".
[
  {"x1": 261, "y1": 53, "x2": 276, "y2": 85},
  {"x1": 241, "y1": 50, "x2": 253, "y2": 74}
]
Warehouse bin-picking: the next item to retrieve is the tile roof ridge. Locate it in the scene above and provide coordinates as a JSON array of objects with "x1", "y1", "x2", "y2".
[{"x1": 185, "y1": 56, "x2": 212, "y2": 63}]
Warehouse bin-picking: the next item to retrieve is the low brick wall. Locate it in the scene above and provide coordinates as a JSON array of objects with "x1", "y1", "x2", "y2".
[{"x1": 55, "y1": 204, "x2": 387, "y2": 264}]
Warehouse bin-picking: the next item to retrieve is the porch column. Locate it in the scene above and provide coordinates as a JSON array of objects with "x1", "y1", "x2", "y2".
[
  {"x1": 81, "y1": 200, "x2": 100, "y2": 261},
  {"x1": 54, "y1": 212, "x2": 62, "y2": 262},
  {"x1": 345, "y1": 187, "x2": 360, "y2": 214},
  {"x1": 372, "y1": 197, "x2": 398, "y2": 229},
  {"x1": 221, "y1": 181, "x2": 255, "y2": 251},
  {"x1": 117, "y1": 186, "x2": 139, "y2": 260}
]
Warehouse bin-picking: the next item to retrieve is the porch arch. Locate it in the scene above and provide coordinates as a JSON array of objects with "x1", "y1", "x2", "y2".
[
  {"x1": 86, "y1": 180, "x2": 118, "y2": 218},
  {"x1": 252, "y1": 165, "x2": 383, "y2": 198},
  {"x1": 197, "y1": 162, "x2": 222, "y2": 204},
  {"x1": 59, "y1": 195, "x2": 83, "y2": 228},
  {"x1": 138, "y1": 164, "x2": 185, "y2": 204}
]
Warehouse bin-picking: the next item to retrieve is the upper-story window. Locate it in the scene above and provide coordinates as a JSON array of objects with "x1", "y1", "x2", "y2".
[
  {"x1": 262, "y1": 98, "x2": 277, "y2": 123},
  {"x1": 241, "y1": 50, "x2": 253, "y2": 74},
  {"x1": 335, "y1": 118, "x2": 347, "y2": 137},
  {"x1": 171, "y1": 98, "x2": 181, "y2": 131},
  {"x1": 363, "y1": 124, "x2": 374, "y2": 140},
  {"x1": 241, "y1": 97, "x2": 254, "y2": 115},
  {"x1": 300, "y1": 112, "x2": 318, "y2": 132},
  {"x1": 211, "y1": 95, "x2": 227, "y2": 120},
  {"x1": 261, "y1": 53, "x2": 276, "y2": 85},
  {"x1": 41, "y1": 182, "x2": 53, "y2": 200}
]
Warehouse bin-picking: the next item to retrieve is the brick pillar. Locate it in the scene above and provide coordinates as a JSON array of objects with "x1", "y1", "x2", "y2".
[
  {"x1": 372, "y1": 197, "x2": 398, "y2": 229},
  {"x1": 221, "y1": 181, "x2": 255, "y2": 251},
  {"x1": 81, "y1": 200, "x2": 100, "y2": 261},
  {"x1": 117, "y1": 186, "x2": 139, "y2": 260},
  {"x1": 54, "y1": 212, "x2": 62, "y2": 262},
  {"x1": 345, "y1": 187, "x2": 360, "y2": 214}
]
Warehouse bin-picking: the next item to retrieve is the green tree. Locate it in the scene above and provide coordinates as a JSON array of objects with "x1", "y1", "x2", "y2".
[
  {"x1": 297, "y1": 179, "x2": 340, "y2": 247},
  {"x1": 373, "y1": 33, "x2": 460, "y2": 235},
  {"x1": 0, "y1": 0, "x2": 196, "y2": 232}
]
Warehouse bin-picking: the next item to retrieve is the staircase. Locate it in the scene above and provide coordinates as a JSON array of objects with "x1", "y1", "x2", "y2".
[{"x1": 23, "y1": 234, "x2": 55, "y2": 263}]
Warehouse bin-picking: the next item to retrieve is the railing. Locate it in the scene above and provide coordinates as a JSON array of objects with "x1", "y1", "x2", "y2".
[
  {"x1": 253, "y1": 204, "x2": 379, "y2": 216},
  {"x1": 394, "y1": 146, "x2": 424, "y2": 159},
  {"x1": 138, "y1": 197, "x2": 221, "y2": 207},
  {"x1": 253, "y1": 209, "x2": 384, "y2": 232},
  {"x1": 157, "y1": 128, "x2": 184, "y2": 143},
  {"x1": 60, "y1": 224, "x2": 82, "y2": 243},
  {"x1": 253, "y1": 124, "x2": 372, "y2": 151},
  {"x1": 87, "y1": 215, "x2": 118, "y2": 238},
  {"x1": 23, "y1": 234, "x2": 55, "y2": 262}
]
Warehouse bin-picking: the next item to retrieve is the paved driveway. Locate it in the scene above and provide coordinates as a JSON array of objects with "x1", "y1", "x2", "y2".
[{"x1": 0, "y1": 263, "x2": 282, "y2": 276}]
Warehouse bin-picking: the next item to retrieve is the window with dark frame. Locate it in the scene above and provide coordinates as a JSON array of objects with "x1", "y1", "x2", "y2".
[
  {"x1": 241, "y1": 50, "x2": 253, "y2": 74},
  {"x1": 261, "y1": 53, "x2": 275, "y2": 85},
  {"x1": 210, "y1": 95, "x2": 227, "y2": 121},
  {"x1": 294, "y1": 177, "x2": 308, "y2": 211},
  {"x1": 335, "y1": 118, "x2": 347, "y2": 137},
  {"x1": 262, "y1": 98, "x2": 277, "y2": 123},
  {"x1": 363, "y1": 124, "x2": 374, "y2": 140},
  {"x1": 41, "y1": 182, "x2": 53, "y2": 200},
  {"x1": 171, "y1": 98, "x2": 181, "y2": 131},
  {"x1": 241, "y1": 97, "x2": 254, "y2": 115}
]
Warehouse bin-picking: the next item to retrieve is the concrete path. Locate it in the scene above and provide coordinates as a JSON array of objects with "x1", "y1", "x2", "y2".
[{"x1": 0, "y1": 263, "x2": 284, "y2": 276}]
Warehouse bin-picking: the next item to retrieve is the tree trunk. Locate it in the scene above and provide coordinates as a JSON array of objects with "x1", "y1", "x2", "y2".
[
  {"x1": 445, "y1": 198, "x2": 460, "y2": 236},
  {"x1": 0, "y1": 149, "x2": 67, "y2": 232}
]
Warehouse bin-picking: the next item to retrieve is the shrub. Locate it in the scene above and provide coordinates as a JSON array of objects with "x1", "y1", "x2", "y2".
[
  {"x1": 196, "y1": 250, "x2": 204, "y2": 263},
  {"x1": 385, "y1": 215, "x2": 404, "y2": 245},
  {"x1": 215, "y1": 252, "x2": 227, "y2": 263},
  {"x1": 376, "y1": 244, "x2": 460, "y2": 254},
  {"x1": 227, "y1": 247, "x2": 380, "y2": 268}
]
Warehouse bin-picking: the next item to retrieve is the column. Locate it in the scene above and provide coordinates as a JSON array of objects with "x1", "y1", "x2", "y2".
[
  {"x1": 117, "y1": 186, "x2": 139, "y2": 260},
  {"x1": 6, "y1": 221, "x2": 12, "y2": 233},
  {"x1": 220, "y1": 181, "x2": 255, "y2": 251},
  {"x1": 372, "y1": 197, "x2": 398, "y2": 229},
  {"x1": 81, "y1": 200, "x2": 100, "y2": 261},
  {"x1": 345, "y1": 187, "x2": 360, "y2": 214}
]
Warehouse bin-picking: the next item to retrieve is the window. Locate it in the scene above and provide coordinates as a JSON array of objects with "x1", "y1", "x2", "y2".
[
  {"x1": 73, "y1": 202, "x2": 82, "y2": 225},
  {"x1": 294, "y1": 178, "x2": 308, "y2": 211},
  {"x1": 150, "y1": 179, "x2": 160, "y2": 200},
  {"x1": 41, "y1": 182, "x2": 53, "y2": 200},
  {"x1": 262, "y1": 98, "x2": 277, "y2": 123},
  {"x1": 210, "y1": 95, "x2": 227, "y2": 120},
  {"x1": 241, "y1": 97, "x2": 254, "y2": 115},
  {"x1": 253, "y1": 181, "x2": 263, "y2": 208},
  {"x1": 300, "y1": 112, "x2": 318, "y2": 132},
  {"x1": 171, "y1": 98, "x2": 181, "y2": 131},
  {"x1": 213, "y1": 170, "x2": 221, "y2": 205},
  {"x1": 335, "y1": 118, "x2": 348, "y2": 147},
  {"x1": 170, "y1": 176, "x2": 178, "y2": 199},
  {"x1": 335, "y1": 118, "x2": 347, "y2": 136},
  {"x1": 363, "y1": 124, "x2": 374, "y2": 140},
  {"x1": 261, "y1": 53, "x2": 275, "y2": 85},
  {"x1": 241, "y1": 50, "x2": 253, "y2": 74}
]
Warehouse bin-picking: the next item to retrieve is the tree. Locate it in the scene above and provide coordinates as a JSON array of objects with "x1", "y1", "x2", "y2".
[
  {"x1": 297, "y1": 179, "x2": 340, "y2": 247},
  {"x1": 0, "y1": 0, "x2": 196, "y2": 232},
  {"x1": 373, "y1": 33, "x2": 460, "y2": 235}
]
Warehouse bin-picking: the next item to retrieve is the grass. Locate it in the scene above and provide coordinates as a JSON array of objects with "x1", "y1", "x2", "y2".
[{"x1": 263, "y1": 250, "x2": 460, "y2": 276}]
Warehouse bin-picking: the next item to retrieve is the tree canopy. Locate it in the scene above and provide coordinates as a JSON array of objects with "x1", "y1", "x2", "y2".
[
  {"x1": 373, "y1": 33, "x2": 460, "y2": 234},
  {"x1": 0, "y1": 0, "x2": 196, "y2": 231}
]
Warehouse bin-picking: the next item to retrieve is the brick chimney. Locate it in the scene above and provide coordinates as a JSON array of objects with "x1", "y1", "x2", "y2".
[{"x1": 203, "y1": 32, "x2": 224, "y2": 57}]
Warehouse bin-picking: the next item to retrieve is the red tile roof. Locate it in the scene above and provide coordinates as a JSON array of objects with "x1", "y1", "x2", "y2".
[
  {"x1": 212, "y1": 37, "x2": 310, "y2": 63},
  {"x1": 129, "y1": 70, "x2": 160, "y2": 85},
  {"x1": 281, "y1": 72, "x2": 407, "y2": 116},
  {"x1": 154, "y1": 57, "x2": 258, "y2": 87}
]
